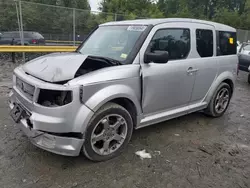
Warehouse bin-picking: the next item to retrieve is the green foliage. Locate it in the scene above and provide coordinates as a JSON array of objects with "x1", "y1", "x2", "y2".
[
  {"x1": 2, "y1": 0, "x2": 250, "y2": 41},
  {"x1": 0, "y1": 0, "x2": 93, "y2": 40},
  {"x1": 213, "y1": 8, "x2": 242, "y2": 28},
  {"x1": 98, "y1": 0, "x2": 250, "y2": 29},
  {"x1": 0, "y1": 0, "x2": 19, "y2": 31},
  {"x1": 155, "y1": 0, "x2": 250, "y2": 29},
  {"x1": 99, "y1": 0, "x2": 164, "y2": 18}
]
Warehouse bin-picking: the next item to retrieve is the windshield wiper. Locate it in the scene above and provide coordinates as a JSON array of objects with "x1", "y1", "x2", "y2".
[{"x1": 88, "y1": 55, "x2": 122, "y2": 66}]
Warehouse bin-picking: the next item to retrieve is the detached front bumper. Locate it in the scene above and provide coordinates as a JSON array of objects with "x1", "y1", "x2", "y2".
[{"x1": 18, "y1": 118, "x2": 84, "y2": 156}]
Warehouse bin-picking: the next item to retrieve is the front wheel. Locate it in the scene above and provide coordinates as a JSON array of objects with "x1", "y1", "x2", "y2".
[
  {"x1": 83, "y1": 102, "x2": 133, "y2": 162},
  {"x1": 204, "y1": 83, "x2": 232, "y2": 117}
]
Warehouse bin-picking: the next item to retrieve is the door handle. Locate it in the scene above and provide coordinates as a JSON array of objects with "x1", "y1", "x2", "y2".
[{"x1": 187, "y1": 67, "x2": 199, "y2": 74}]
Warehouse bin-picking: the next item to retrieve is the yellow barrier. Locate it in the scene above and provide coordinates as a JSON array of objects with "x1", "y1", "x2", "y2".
[
  {"x1": 0, "y1": 45, "x2": 77, "y2": 52},
  {"x1": 46, "y1": 40, "x2": 82, "y2": 44}
]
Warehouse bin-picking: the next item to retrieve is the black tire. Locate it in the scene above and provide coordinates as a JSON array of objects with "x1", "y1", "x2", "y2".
[
  {"x1": 204, "y1": 83, "x2": 232, "y2": 117},
  {"x1": 248, "y1": 73, "x2": 250, "y2": 84},
  {"x1": 83, "y1": 102, "x2": 133, "y2": 162}
]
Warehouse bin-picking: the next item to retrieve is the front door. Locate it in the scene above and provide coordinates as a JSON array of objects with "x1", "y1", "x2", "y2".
[{"x1": 140, "y1": 23, "x2": 196, "y2": 115}]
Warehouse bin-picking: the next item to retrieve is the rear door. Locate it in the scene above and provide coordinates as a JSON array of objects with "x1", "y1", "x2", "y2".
[{"x1": 188, "y1": 23, "x2": 218, "y2": 105}]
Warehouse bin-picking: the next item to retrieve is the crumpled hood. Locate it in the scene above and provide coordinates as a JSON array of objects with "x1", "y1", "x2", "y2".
[{"x1": 22, "y1": 52, "x2": 88, "y2": 82}]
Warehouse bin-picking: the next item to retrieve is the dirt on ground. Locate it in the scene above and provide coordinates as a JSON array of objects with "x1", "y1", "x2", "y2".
[
  {"x1": 0, "y1": 60, "x2": 250, "y2": 188},
  {"x1": 0, "y1": 60, "x2": 21, "y2": 96}
]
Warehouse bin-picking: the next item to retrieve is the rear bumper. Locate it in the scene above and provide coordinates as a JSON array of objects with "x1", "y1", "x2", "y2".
[{"x1": 239, "y1": 64, "x2": 249, "y2": 72}]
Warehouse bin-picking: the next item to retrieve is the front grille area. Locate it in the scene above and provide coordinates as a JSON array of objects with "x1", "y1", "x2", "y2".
[{"x1": 16, "y1": 76, "x2": 35, "y2": 100}]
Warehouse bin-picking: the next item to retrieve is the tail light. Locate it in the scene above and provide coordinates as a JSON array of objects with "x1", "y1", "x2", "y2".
[{"x1": 31, "y1": 39, "x2": 37, "y2": 44}]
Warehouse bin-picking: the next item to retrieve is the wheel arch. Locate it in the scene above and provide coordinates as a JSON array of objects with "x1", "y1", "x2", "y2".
[
  {"x1": 204, "y1": 71, "x2": 236, "y2": 103},
  {"x1": 108, "y1": 98, "x2": 138, "y2": 128},
  {"x1": 84, "y1": 85, "x2": 142, "y2": 127},
  {"x1": 222, "y1": 79, "x2": 234, "y2": 94}
]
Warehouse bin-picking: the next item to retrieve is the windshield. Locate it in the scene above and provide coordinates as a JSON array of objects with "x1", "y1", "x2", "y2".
[{"x1": 78, "y1": 25, "x2": 147, "y2": 63}]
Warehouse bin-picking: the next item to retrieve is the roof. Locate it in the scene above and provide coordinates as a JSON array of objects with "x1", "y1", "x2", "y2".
[{"x1": 101, "y1": 18, "x2": 236, "y2": 32}]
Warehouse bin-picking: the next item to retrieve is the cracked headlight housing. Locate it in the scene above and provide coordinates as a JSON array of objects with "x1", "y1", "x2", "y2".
[{"x1": 37, "y1": 89, "x2": 72, "y2": 107}]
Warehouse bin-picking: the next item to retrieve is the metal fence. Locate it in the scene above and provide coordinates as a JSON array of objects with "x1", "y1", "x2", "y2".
[
  {"x1": 237, "y1": 29, "x2": 250, "y2": 43},
  {"x1": 0, "y1": 0, "x2": 141, "y2": 47},
  {"x1": 1, "y1": 0, "x2": 250, "y2": 47}
]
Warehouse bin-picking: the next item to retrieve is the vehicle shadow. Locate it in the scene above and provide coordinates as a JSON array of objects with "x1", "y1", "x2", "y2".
[{"x1": 33, "y1": 111, "x2": 217, "y2": 166}]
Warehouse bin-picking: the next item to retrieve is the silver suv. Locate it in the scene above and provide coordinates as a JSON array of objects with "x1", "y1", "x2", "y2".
[{"x1": 9, "y1": 18, "x2": 238, "y2": 161}]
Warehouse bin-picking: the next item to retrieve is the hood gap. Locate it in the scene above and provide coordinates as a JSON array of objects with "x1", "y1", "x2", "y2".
[{"x1": 74, "y1": 56, "x2": 116, "y2": 79}]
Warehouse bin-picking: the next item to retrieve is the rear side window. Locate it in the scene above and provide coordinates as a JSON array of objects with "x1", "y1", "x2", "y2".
[
  {"x1": 33, "y1": 32, "x2": 44, "y2": 39},
  {"x1": 24, "y1": 33, "x2": 31, "y2": 38},
  {"x1": 148, "y1": 28, "x2": 190, "y2": 60},
  {"x1": 23, "y1": 32, "x2": 43, "y2": 39},
  {"x1": 196, "y1": 29, "x2": 213, "y2": 57},
  {"x1": 2, "y1": 32, "x2": 20, "y2": 38},
  {"x1": 217, "y1": 31, "x2": 237, "y2": 56}
]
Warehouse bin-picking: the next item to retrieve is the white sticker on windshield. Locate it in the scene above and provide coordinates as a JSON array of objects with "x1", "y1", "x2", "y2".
[{"x1": 127, "y1": 25, "x2": 147, "y2": 32}]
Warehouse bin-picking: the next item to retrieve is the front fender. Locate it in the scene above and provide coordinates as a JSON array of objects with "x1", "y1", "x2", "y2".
[
  {"x1": 82, "y1": 79, "x2": 142, "y2": 116},
  {"x1": 204, "y1": 71, "x2": 236, "y2": 103}
]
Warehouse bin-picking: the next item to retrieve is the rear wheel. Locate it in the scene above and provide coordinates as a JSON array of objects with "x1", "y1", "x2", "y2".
[
  {"x1": 248, "y1": 73, "x2": 250, "y2": 84},
  {"x1": 83, "y1": 102, "x2": 133, "y2": 162},
  {"x1": 204, "y1": 83, "x2": 232, "y2": 117}
]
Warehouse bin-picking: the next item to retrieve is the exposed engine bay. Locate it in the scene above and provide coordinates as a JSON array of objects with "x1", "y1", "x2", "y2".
[
  {"x1": 30, "y1": 55, "x2": 122, "y2": 107},
  {"x1": 22, "y1": 53, "x2": 122, "y2": 83},
  {"x1": 74, "y1": 56, "x2": 120, "y2": 78}
]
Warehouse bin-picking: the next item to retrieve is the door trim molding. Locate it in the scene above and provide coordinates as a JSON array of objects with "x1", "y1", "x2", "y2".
[{"x1": 136, "y1": 102, "x2": 207, "y2": 129}]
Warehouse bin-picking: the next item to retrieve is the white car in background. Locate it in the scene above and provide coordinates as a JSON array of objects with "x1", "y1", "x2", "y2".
[
  {"x1": 237, "y1": 41, "x2": 242, "y2": 53},
  {"x1": 239, "y1": 42, "x2": 250, "y2": 55},
  {"x1": 238, "y1": 42, "x2": 250, "y2": 83}
]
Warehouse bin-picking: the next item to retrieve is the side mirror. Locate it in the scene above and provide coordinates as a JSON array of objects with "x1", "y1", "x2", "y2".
[{"x1": 144, "y1": 50, "x2": 169, "y2": 64}]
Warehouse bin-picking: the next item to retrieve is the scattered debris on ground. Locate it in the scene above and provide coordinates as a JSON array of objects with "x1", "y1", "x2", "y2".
[{"x1": 135, "y1": 150, "x2": 152, "y2": 159}]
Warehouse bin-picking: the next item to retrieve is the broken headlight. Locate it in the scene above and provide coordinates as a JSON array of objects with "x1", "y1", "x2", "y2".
[{"x1": 37, "y1": 89, "x2": 72, "y2": 107}]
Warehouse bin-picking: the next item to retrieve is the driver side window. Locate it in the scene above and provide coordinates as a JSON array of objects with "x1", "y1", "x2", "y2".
[{"x1": 148, "y1": 28, "x2": 191, "y2": 60}]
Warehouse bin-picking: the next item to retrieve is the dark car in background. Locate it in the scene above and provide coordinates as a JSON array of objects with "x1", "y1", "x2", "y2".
[
  {"x1": 0, "y1": 31, "x2": 45, "y2": 45},
  {"x1": 238, "y1": 42, "x2": 250, "y2": 83}
]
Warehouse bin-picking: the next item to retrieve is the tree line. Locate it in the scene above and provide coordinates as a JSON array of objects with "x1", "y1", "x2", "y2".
[
  {"x1": 101, "y1": 0, "x2": 250, "y2": 30},
  {"x1": 0, "y1": 0, "x2": 250, "y2": 40}
]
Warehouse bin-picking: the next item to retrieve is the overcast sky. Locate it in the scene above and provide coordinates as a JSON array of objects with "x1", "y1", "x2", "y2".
[{"x1": 89, "y1": 0, "x2": 101, "y2": 11}]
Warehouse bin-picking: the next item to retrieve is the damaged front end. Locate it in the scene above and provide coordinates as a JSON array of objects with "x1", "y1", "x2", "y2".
[
  {"x1": 9, "y1": 62, "x2": 97, "y2": 156},
  {"x1": 22, "y1": 52, "x2": 120, "y2": 83},
  {"x1": 9, "y1": 51, "x2": 131, "y2": 156}
]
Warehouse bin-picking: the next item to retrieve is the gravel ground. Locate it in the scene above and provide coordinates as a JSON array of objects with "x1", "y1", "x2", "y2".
[
  {"x1": 0, "y1": 60, "x2": 21, "y2": 96},
  {"x1": 0, "y1": 60, "x2": 250, "y2": 188}
]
